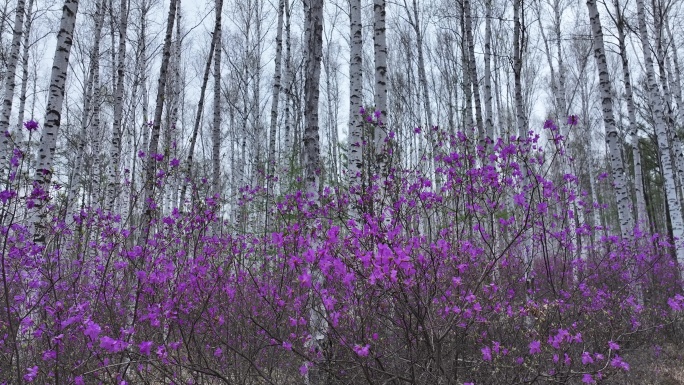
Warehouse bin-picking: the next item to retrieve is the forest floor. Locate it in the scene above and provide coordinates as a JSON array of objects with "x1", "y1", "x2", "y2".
[{"x1": 606, "y1": 341, "x2": 684, "y2": 384}]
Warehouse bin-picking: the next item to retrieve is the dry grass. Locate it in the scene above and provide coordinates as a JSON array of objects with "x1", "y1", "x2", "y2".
[{"x1": 605, "y1": 342, "x2": 684, "y2": 385}]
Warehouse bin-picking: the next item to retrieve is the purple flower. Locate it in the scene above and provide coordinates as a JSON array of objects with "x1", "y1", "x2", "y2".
[
  {"x1": 139, "y1": 341, "x2": 153, "y2": 355},
  {"x1": 23, "y1": 120, "x2": 39, "y2": 131},
  {"x1": 567, "y1": 115, "x2": 579, "y2": 126},
  {"x1": 544, "y1": 119, "x2": 555, "y2": 129},
  {"x1": 170, "y1": 158, "x2": 180, "y2": 167},
  {"x1": 610, "y1": 355, "x2": 630, "y2": 371},
  {"x1": 582, "y1": 373, "x2": 595, "y2": 383},
  {"x1": 481, "y1": 346, "x2": 492, "y2": 361},
  {"x1": 83, "y1": 321, "x2": 101, "y2": 340},
  {"x1": 99, "y1": 336, "x2": 127, "y2": 353},
  {"x1": 353, "y1": 344, "x2": 370, "y2": 357},
  {"x1": 24, "y1": 366, "x2": 38, "y2": 382},
  {"x1": 608, "y1": 340, "x2": 619, "y2": 350},
  {"x1": 529, "y1": 340, "x2": 541, "y2": 355},
  {"x1": 581, "y1": 352, "x2": 594, "y2": 365},
  {"x1": 42, "y1": 350, "x2": 56, "y2": 361}
]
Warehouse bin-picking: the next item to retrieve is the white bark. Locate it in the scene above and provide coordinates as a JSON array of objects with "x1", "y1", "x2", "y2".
[
  {"x1": 633, "y1": 0, "x2": 684, "y2": 265},
  {"x1": 212, "y1": 0, "x2": 223, "y2": 195},
  {"x1": 347, "y1": 0, "x2": 363, "y2": 197},
  {"x1": 143, "y1": 0, "x2": 177, "y2": 229},
  {"x1": 614, "y1": 4, "x2": 647, "y2": 228},
  {"x1": 282, "y1": 0, "x2": 292, "y2": 161},
  {"x1": 464, "y1": 0, "x2": 483, "y2": 134},
  {"x1": 0, "y1": 0, "x2": 27, "y2": 164},
  {"x1": 180, "y1": 13, "x2": 218, "y2": 205},
  {"x1": 586, "y1": 0, "x2": 635, "y2": 238},
  {"x1": 15, "y1": 0, "x2": 34, "y2": 138},
  {"x1": 483, "y1": 0, "x2": 493, "y2": 140},
  {"x1": 105, "y1": 0, "x2": 129, "y2": 212},
  {"x1": 513, "y1": 0, "x2": 526, "y2": 138},
  {"x1": 374, "y1": 0, "x2": 388, "y2": 178},
  {"x1": 303, "y1": 0, "x2": 326, "y2": 383},
  {"x1": 268, "y1": 0, "x2": 283, "y2": 180},
  {"x1": 32, "y1": 0, "x2": 80, "y2": 243},
  {"x1": 67, "y1": 0, "x2": 104, "y2": 215}
]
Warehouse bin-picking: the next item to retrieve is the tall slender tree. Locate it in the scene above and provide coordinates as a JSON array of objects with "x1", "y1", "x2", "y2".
[
  {"x1": 374, "y1": 0, "x2": 388, "y2": 181},
  {"x1": 303, "y1": 0, "x2": 325, "y2": 383},
  {"x1": 347, "y1": 0, "x2": 363, "y2": 207},
  {"x1": 0, "y1": 0, "x2": 27, "y2": 165},
  {"x1": 212, "y1": 0, "x2": 223, "y2": 195},
  {"x1": 268, "y1": 0, "x2": 284, "y2": 181},
  {"x1": 106, "y1": 0, "x2": 130, "y2": 212},
  {"x1": 586, "y1": 0, "x2": 635, "y2": 238},
  {"x1": 32, "y1": 0, "x2": 80, "y2": 243},
  {"x1": 142, "y1": 0, "x2": 178, "y2": 231},
  {"x1": 633, "y1": 0, "x2": 684, "y2": 265}
]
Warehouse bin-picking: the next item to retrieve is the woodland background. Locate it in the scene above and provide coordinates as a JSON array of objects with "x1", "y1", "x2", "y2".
[{"x1": 1, "y1": 0, "x2": 684, "y2": 383}]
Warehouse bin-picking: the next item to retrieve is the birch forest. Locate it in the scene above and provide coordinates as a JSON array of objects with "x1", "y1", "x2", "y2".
[{"x1": 1, "y1": 0, "x2": 684, "y2": 383}]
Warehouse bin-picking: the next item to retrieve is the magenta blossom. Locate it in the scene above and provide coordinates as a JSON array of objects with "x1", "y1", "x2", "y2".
[
  {"x1": 567, "y1": 115, "x2": 579, "y2": 126},
  {"x1": 23, "y1": 119, "x2": 39, "y2": 131}
]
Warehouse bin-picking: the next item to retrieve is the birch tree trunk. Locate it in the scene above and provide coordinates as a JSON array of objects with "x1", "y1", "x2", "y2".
[
  {"x1": 0, "y1": 0, "x2": 27, "y2": 164},
  {"x1": 180, "y1": 16, "x2": 218, "y2": 205},
  {"x1": 282, "y1": 0, "x2": 292, "y2": 162},
  {"x1": 106, "y1": 0, "x2": 129, "y2": 212},
  {"x1": 268, "y1": 0, "x2": 284, "y2": 181},
  {"x1": 303, "y1": 0, "x2": 326, "y2": 383},
  {"x1": 212, "y1": 0, "x2": 223, "y2": 195},
  {"x1": 614, "y1": 1, "x2": 647, "y2": 228},
  {"x1": 513, "y1": 0, "x2": 526, "y2": 139},
  {"x1": 464, "y1": 0, "x2": 483, "y2": 134},
  {"x1": 374, "y1": 0, "x2": 388, "y2": 179},
  {"x1": 586, "y1": 0, "x2": 635, "y2": 238},
  {"x1": 633, "y1": 0, "x2": 684, "y2": 264},
  {"x1": 142, "y1": 0, "x2": 177, "y2": 231},
  {"x1": 15, "y1": 0, "x2": 34, "y2": 137},
  {"x1": 32, "y1": 0, "x2": 79, "y2": 243},
  {"x1": 67, "y1": 0, "x2": 103, "y2": 216},
  {"x1": 483, "y1": 0, "x2": 494, "y2": 140},
  {"x1": 347, "y1": 0, "x2": 363, "y2": 205}
]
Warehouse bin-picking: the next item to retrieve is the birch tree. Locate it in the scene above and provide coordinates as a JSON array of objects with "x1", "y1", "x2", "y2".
[
  {"x1": 586, "y1": 0, "x2": 635, "y2": 238},
  {"x1": 67, "y1": 0, "x2": 104, "y2": 216},
  {"x1": 212, "y1": 0, "x2": 223, "y2": 195},
  {"x1": 32, "y1": 0, "x2": 79, "y2": 243},
  {"x1": 609, "y1": 0, "x2": 648, "y2": 228},
  {"x1": 303, "y1": 0, "x2": 325, "y2": 383},
  {"x1": 105, "y1": 0, "x2": 129, "y2": 211},
  {"x1": 14, "y1": 0, "x2": 35, "y2": 141},
  {"x1": 0, "y1": 0, "x2": 27, "y2": 165},
  {"x1": 513, "y1": 0, "x2": 527, "y2": 139},
  {"x1": 374, "y1": 0, "x2": 388, "y2": 180},
  {"x1": 633, "y1": 0, "x2": 684, "y2": 264},
  {"x1": 347, "y1": 0, "x2": 363, "y2": 205},
  {"x1": 464, "y1": 0, "x2": 483, "y2": 134},
  {"x1": 142, "y1": 0, "x2": 177, "y2": 229},
  {"x1": 483, "y1": 0, "x2": 494, "y2": 140},
  {"x1": 268, "y1": 0, "x2": 284, "y2": 181}
]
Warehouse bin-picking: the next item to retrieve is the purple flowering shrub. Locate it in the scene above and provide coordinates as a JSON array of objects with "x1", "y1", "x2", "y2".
[{"x1": 0, "y1": 121, "x2": 682, "y2": 384}]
